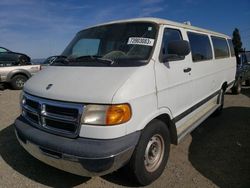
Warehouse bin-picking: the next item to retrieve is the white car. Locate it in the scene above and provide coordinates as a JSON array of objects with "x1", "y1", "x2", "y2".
[{"x1": 15, "y1": 18, "x2": 236, "y2": 185}]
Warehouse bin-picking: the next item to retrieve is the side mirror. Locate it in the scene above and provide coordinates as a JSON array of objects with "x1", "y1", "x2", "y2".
[{"x1": 162, "y1": 40, "x2": 190, "y2": 62}]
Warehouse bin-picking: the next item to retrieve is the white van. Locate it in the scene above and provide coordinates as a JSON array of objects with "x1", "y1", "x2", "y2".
[{"x1": 15, "y1": 18, "x2": 236, "y2": 185}]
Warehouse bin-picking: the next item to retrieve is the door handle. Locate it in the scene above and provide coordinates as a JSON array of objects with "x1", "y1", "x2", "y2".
[{"x1": 183, "y1": 67, "x2": 192, "y2": 73}]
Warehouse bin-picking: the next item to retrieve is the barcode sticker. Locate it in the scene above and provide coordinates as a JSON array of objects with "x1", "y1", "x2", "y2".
[{"x1": 127, "y1": 37, "x2": 154, "y2": 46}]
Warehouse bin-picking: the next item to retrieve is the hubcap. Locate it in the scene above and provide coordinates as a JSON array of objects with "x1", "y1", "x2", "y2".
[
  {"x1": 144, "y1": 134, "x2": 165, "y2": 172},
  {"x1": 16, "y1": 78, "x2": 25, "y2": 88}
]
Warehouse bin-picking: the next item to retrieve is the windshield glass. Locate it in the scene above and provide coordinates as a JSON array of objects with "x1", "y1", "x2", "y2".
[{"x1": 57, "y1": 22, "x2": 157, "y2": 66}]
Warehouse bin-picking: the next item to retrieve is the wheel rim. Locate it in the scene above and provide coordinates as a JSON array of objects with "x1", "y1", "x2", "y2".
[
  {"x1": 16, "y1": 78, "x2": 25, "y2": 88},
  {"x1": 144, "y1": 134, "x2": 165, "y2": 172}
]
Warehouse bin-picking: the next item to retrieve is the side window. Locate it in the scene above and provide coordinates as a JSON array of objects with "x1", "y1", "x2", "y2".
[
  {"x1": 0, "y1": 47, "x2": 7, "y2": 53},
  {"x1": 72, "y1": 39, "x2": 100, "y2": 57},
  {"x1": 227, "y1": 39, "x2": 235, "y2": 57},
  {"x1": 211, "y1": 36, "x2": 230, "y2": 58},
  {"x1": 187, "y1": 32, "x2": 212, "y2": 62},
  {"x1": 162, "y1": 28, "x2": 182, "y2": 55}
]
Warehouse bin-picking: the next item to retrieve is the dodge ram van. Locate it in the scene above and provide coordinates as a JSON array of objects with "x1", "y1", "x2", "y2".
[{"x1": 15, "y1": 18, "x2": 236, "y2": 185}]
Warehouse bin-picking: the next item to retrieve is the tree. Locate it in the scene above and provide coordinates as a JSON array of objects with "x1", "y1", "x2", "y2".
[{"x1": 232, "y1": 28, "x2": 243, "y2": 56}]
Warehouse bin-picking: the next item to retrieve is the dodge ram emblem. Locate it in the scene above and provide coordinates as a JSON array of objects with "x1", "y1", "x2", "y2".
[{"x1": 46, "y1": 84, "x2": 53, "y2": 90}]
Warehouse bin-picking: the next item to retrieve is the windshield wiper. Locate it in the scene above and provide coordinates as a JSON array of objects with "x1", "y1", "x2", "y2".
[
  {"x1": 75, "y1": 55, "x2": 114, "y2": 65},
  {"x1": 76, "y1": 55, "x2": 101, "y2": 60},
  {"x1": 51, "y1": 55, "x2": 70, "y2": 65}
]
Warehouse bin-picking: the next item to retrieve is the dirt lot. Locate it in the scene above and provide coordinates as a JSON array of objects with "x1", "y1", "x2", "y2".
[{"x1": 0, "y1": 86, "x2": 250, "y2": 188}]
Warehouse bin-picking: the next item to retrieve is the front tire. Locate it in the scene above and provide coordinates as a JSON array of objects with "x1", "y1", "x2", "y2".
[
  {"x1": 11, "y1": 75, "x2": 27, "y2": 90},
  {"x1": 128, "y1": 119, "x2": 170, "y2": 186}
]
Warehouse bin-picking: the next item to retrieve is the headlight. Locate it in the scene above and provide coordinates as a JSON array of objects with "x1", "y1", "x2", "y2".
[{"x1": 81, "y1": 104, "x2": 132, "y2": 126}]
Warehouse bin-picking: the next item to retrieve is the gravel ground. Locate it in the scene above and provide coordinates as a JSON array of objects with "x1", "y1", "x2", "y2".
[{"x1": 0, "y1": 86, "x2": 249, "y2": 188}]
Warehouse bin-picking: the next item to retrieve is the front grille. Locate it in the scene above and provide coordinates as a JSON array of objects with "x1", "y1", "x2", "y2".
[
  {"x1": 26, "y1": 99, "x2": 39, "y2": 110},
  {"x1": 46, "y1": 104, "x2": 79, "y2": 117},
  {"x1": 45, "y1": 119, "x2": 77, "y2": 133},
  {"x1": 25, "y1": 111, "x2": 39, "y2": 124},
  {"x1": 22, "y1": 93, "x2": 84, "y2": 138}
]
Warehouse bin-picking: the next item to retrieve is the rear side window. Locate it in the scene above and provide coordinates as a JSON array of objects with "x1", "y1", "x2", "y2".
[
  {"x1": 227, "y1": 39, "x2": 235, "y2": 57},
  {"x1": 211, "y1": 36, "x2": 230, "y2": 58},
  {"x1": 162, "y1": 28, "x2": 182, "y2": 55},
  {"x1": 187, "y1": 32, "x2": 212, "y2": 62}
]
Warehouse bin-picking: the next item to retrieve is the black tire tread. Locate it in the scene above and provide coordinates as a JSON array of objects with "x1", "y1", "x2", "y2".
[{"x1": 128, "y1": 119, "x2": 170, "y2": 186}]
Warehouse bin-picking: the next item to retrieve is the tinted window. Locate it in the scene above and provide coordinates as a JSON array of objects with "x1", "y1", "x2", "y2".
[
  {"x1": 211, "y1": 36, "x2": 230, "y2": 58},
  {"x1": 227, "y1": 39, "x2": 235, "y2": 56},
  {"x1": 0, "y1": 48, "x2": 7, "y2": 53},
  {"x1": 187, "y1": 32, "x2": 212, "y2": 62},
  {"x1": 162, "y1": 28, "x2": 182, "y2": 55}
]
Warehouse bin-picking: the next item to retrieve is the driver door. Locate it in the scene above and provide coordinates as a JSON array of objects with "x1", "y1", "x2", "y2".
[{"x1": 155, "y1": 27, "x2": 194, "y2": 121}]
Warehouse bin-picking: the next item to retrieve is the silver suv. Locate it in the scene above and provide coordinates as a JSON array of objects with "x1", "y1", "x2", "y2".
[{"x1": 0, "y1": 62, "x2": 40, "y2": 89}]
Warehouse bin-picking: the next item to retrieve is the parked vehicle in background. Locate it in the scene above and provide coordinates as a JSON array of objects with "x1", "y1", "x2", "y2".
[
  {"x1": 0, "y1": 59, "x2": 41, "y2": 90},
  {"x1": 232, "y1": 51, "x2": 250, "y2": 94},
  {"x1": 0, "y1": 47, "x2": 31, "y2": 66},
  {"x1": 0, "y1": 47, "x2": 40, "y2": 89},
  {"x1": 15, "y1": 18, "x2": 236, "y2": 185}
]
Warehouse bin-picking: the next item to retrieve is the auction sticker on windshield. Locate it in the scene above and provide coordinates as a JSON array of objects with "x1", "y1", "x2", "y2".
[{"x1": 127, "y1": 37, "x2": 154, "y2": 46}]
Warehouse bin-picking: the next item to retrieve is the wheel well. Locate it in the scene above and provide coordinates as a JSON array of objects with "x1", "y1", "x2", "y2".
[
  {"x1": 11, "y1": 73, "x2": 29, "y2": 80},
  {"x1": 155, "y1": 114, "x2": 178, "y2": 145}
]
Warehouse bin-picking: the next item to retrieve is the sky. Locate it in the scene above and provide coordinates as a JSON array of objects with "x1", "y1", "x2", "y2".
[{"x1": 0, "y1": 0, "x2": 249, "y2": 58}]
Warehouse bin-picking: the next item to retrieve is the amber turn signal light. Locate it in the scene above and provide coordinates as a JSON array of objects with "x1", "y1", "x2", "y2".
[{"x1": 106, "y1": 104, "x2": 132, "y2": 125}]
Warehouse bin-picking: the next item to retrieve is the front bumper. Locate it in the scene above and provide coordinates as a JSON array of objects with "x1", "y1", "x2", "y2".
[{"x1": 15, "y1": 116, "x2": 140, "y2": 176}]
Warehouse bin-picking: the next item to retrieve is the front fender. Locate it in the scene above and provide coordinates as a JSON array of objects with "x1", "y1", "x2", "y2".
[{"x1": 136, "y1": 107, "x2": 174, "y2": 131}]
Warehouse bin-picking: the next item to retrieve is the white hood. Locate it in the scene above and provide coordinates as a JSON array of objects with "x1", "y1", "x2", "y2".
[{"x1": 24, "y1": 66, "x2": 138, "y2": 103}]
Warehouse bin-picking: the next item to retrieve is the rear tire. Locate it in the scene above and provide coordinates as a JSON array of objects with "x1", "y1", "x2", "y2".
[
  {"x1": 231, "y1": 79, "x2": 242, "y2": 94},
  {"x1": 11, "y1": 75, "x2": 27, "y2": 90},
  {"x1": 128, "y1": 119, "x2": 170, "y2": 186}
]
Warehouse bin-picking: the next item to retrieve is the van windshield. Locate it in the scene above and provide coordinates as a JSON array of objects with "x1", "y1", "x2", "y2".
[{"x1": 54, "y1": 22, "x2": 157, "y2": 67}]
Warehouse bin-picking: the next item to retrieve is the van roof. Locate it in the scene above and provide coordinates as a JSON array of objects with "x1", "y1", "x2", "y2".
[{"x1": 87, "y1": 17, "x2": 230, "y2": 39}]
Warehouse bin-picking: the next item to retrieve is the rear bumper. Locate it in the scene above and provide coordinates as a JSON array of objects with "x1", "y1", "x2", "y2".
[{"x1": 15, "y1": 116, "x2": 140, "y2": 176}]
